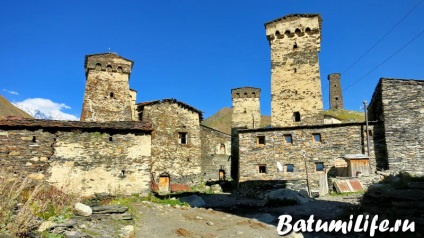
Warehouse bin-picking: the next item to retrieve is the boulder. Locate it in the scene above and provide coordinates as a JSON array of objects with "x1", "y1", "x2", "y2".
[
  {"x1": 74, "y1": 203, "x2": 92, "y2": 216},
  {"x1": 266, "y1": 189, "x2": 312, "y2": 205},
  {"x1": 180, "y1": 195, "x2": 206, "y2": 207}
]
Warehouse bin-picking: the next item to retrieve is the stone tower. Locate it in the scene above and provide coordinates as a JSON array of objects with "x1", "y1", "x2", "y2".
[
  {"x1": 81, "y1": 53, "x2": 136, "y2": 122},
  {"x1": 231, "y1": 87, "x2": 261, "y2": 129},
  {"x1": 328, "y1": 73, "x2": 344, "y2": 109},
  {"x1": 265, "y1": 14, "x2": 323, "y2": 127}
]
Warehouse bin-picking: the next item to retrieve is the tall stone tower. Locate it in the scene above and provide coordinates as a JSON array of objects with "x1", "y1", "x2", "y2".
[
  {"x1": 265, "y1": 14, "x2": 323, "y2": 127},
  {"x1": 328, "y1": 73, "x2": 344, "y2": 109},
  {"x1": 81, "y1": 53, "x2": 135, "y2": 122},
  {"x1": 231, "y1": 87, "x2": 261, "y2": 129}
]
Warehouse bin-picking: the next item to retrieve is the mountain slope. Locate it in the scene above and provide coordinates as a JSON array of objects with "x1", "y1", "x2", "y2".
[
  {"x1": 201, "y1": 108, "x2": 271, "y2": 134},
  {"x1": 0, "y1": 95, "x2": 32, "y2": 118}
]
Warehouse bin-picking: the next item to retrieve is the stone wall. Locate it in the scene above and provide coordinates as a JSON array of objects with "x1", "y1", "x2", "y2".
[
  {"x1": 368, "y1": 78, "x2": 424, "y2": 174},
  {"x1": 81, "y1": 53, "x2": 134, "y2": 122},
  {"x1": 0, "y1": 118, "x2": 152, "y2": 196},
  {"x1": 231, "y1": 87, "x2": 261, "y2": 129},
  {"x1": 200, "y1": 125, "x2": 231, "y2": 181},
  {"x1": 138, "y1": 99, "x2": 203, "y2": 185},
  {"x1": 328, "y1": 73, "x2": 344, "y2": 109},
  {"x1": 265, "y1": 14, "x2": 323, "y2": 127},
  {"x1": 237, "y1": 122, "x2": 377, "y2": 192}
]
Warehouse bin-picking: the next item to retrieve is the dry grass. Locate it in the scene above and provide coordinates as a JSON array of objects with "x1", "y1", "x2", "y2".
[{"x1": 0, "y1": 169, "x2": 79, "y2": 237}]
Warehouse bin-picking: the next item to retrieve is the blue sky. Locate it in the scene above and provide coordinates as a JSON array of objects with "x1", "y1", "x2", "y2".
[{"x1": 1, "y1": 0, "x2": 423, "y2": 119}]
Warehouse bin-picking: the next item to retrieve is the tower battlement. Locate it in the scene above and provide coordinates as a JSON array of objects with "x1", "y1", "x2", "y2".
[
  {"x1": 231, "y1": 87, "x2": 261, "y2": 99},
  {"x1": 85, "y1": 53, "x2": 133, "y2": 77}
]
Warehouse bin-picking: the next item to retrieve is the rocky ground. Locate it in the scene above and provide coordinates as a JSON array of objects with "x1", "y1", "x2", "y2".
[{"x1": 30, "y1": 191, "x2": 365, "y2": 238}]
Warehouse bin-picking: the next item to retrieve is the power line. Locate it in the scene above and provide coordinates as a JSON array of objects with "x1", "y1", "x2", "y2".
[
  {"x1": 343, "y1": 29, "x2": 424, "y2": 92},
  {"x1": 341, "y1": 0, "x2": 424, "y2": 75}
]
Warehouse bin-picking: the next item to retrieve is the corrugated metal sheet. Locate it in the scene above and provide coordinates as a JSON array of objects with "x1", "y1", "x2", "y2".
[{"x1": 334, "y1": 179, "x2": 364, "y2": 193}]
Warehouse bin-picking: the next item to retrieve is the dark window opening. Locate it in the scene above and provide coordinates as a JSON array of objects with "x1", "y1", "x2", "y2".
[
  {"x1": 258, "y1": 165, "x2": 267, "y2": 174},
  {"x1": 252, "y1": 92, "x2": 256, "y2": 97},
  {"x1": 244, "y1": 108, "x2": 247, "y2": 114},
  {"x1": 315, "y1": 162, "x2": 324, "y2": 172},
  {"x1": 294, "y1": 68, "x2": 297, "y2": 73},
  {"x1": 313, "y1": 133, "x2": 322, "y2": 142},
  {"x1": 95, "y1": 63, "x2": 102, "y2": 71},
  {"x1": 334, "y1": 84, "x2": 337, "y2": 87},
  {"x1": 293, "y1": 42, "x2": 298, "y2": 49},
  {"x1": 106, "y1": 65, "x2": 112, "y2": 71},
  {"x1": 179, "y1": 132, "x2": 188, "y2": 144},
  {"x1": 110, "y1": 92, "x2": 114, "y2": 98},
  {"x1": 293, "y1": 112, "x2": 301, "y2": 122},
  {"x1": 109, "y1": 136, "x2": 113, "y2": 142},
  {"x1": 305, "y1": 27, "x2": 311, "y2": 34},
  {"x1": 368, "y1": 130, "x2": 373, "y2": 137},
  {"x1": 257, "y1": 136, "x2": 265, "y2": 145},
  {"x1": 187, "y1": 158, "x2": 190, "y2": 162},
  {"x1": 236, "y1": 93, "x2": 240, "y2": 98},
  {"x1": 284, "y1": 134, "x2": 293, "y2": 144},
  {"x1": 284, "y1": 30, "x2": 291, "y2": 36},
  {"x1": 275, "y1": 30, "x2": 281, "y2": 36},
  {"x1": 286, "y1": 164, "x2": 294, "y2": 173},
  {"x1": 335, "y1": 97, "x2": 339, "y2": 101},
  {"x1": 244, "y1": 92, "x2": 248, "y2": 97},
  {"x1": 32, "y1": 136, "x2": 37, "y2": 142},
  {"x1": 121, "y1": 170, "x2": 125, "y2": 176},
  {"x1": 117, "y1": 66, "x2": 123, "y2": 73},
  {"x1": 295, "y1": 28, "x2": 301, "y2": 35}
]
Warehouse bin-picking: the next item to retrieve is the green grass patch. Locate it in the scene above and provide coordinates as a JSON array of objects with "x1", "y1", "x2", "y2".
[
  {"x1": 329, "y1": 191, "x2": 365, "y2": 196},
  {"x1": 322, "y1": 109, "x2": 364, "y2": 122}
]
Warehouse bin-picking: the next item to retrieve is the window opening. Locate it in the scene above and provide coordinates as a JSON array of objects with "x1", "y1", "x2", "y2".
[
  {"x1": 110, "y1": 92, "x2": 114, "y2": 98},
  {"x1": 286, "y1": 164, "x2": 294, "y2": 173},
  {"x1": 179, "y1": 132, "x2": 188, "y2": 144},
  {"x1": 315, "y1": 162, "x2": 324, "y2": 172},
  {"x1": 258, "y1": 164, "x2": 267, "y2": 174},
  {"x1": 283, "y1": 134, "x2": 293, "y2": 144},
  {"x1": 32, "y1": 136, "x2": 37, "y2": 142},
  {"x1": 293, "y1": 112, "x2": 301, "y2": 122},
  {"x1": 313, "y1": 133, "x2": 322, "y2": 142},
  {"x1": 257, "y1": 136, "x2": 265, "y2": 145}
]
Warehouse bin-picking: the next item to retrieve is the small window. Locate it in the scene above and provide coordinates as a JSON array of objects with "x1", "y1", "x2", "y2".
[
  {"x1": 32, "y1": 136, "x2": 37, "y2": 142},
  {"x1": 335, "y1": 97, "x2": 339, "y2": 101},
  {"x1": 244, "y1": 92, "x2": 248, "y2": 97},
  {"x1": 95, "y1": 63, "x2": 102, "y2": 71},
  {"x1": 244, "y1": 108, "x2": 247, "y2": 114},
  {"x1": 257, "y1": 136, "x2": 265, "y2": 145},
  {"x1": 312, "y1": 133, "x2": 322, "y2": 142},
  {"x1": 220, "y1": 143, "x2": 226, "y2": 153},
  {"x1": 236, "y1": 93, "x2": 240, "y2": 98},
  {"x1": 293, "y1": 112, "x2": 301, "y2": 122},
  {"x1": 178, "y1": 132, "x2": 188, "y2": 144},
  {"x1": 294, "y1": 68, "x2": 297, "y2": 73},
  {"x1": 106, "y1": 65, "x2": 112, "y2": 71},
  {"x1": 117, "y1": 66, "x2": 123, "y2": 73},
  {"x1": 110, "y1": 92, "x2": 114, "y2": 98},
  {"x1": 258, "y1": 164, "x2": 267, "y2": 174},
  {"x1": 305, "y1": 27, "x2": 311, "y2": 34},
  {"x1": 252, "y1": 92, "x2": 256, "y2": 97},
  {"x1": 368, "y1": 130, "x2": 373, "y2": 137},
  {"x1": 334, "y1": 84, "x2": 337, "y2": 87},
  {"x1": 293, "y1": 42, "x2": 298, "y2": 49},
  {"x1": 286, "y1": 164, "x2": 294, "y2": 173},
  {"x1": 315, "y1": 162, "x2": 324, "y2": 172},
  {"x1": 283, "y1": 134, "x2": 292, "y2": 144},
  {"x1": 109, "y1": 136, "x2": 113, "y2": 142}
]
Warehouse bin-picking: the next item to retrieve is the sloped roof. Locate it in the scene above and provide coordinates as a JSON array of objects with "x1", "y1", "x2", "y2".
[{"x1": 137, "y1": 98, "x2": 203, "y2": 120}]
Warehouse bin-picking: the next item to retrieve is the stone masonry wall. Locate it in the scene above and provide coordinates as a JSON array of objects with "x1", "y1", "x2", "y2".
[
  {"x1": 139, "y1": 101, "x2": 202, "y2": 185},
  {"x1": 81, "y1": 53, "x2": 134, "y2": 122},
  {"x1": 266, "y1": 14, "x2": 323, "y2": 127},
  {"x1": 231, "y1": 87, "x2": 261, "y2": 129},
  {"x1": 200, "y1": 125, "x2": 231, "y2": 181},
  {"x1": 328, "y1": 73, "x2": 344, "y2": 110},
  {"x1": 0, "y1": 119, "x2": 152, "y2": 196},
  {"x1": 369, "y1": 78, "x2": 424, "y2": 174},
  {"x1": 238, "y1": 122, "x2": 377, "y2": 191}
]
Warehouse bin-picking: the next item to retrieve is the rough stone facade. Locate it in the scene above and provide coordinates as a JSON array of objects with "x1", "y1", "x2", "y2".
[
  {"x1": 81, "y1": 53, "x2": 135, "y2": 122},
  {"x1": 231, "y1": 87, "x2": 261, "y2": 129},
  {"x1": 0, "y1": 118, "x2": 152, "y2": 196},
  {"x1": 237, "y1": 122, "x2": 377, "y2": 192},
  {"x1": 200, "y1": 125, "x2": 231, "y2": 181},
  {"x1": 328, "y1": 73, "x2": 344, "y2": 109},
  {"x1": 368, "y1": 78, "x2": 424, "y2": 174},
  {"x1": 137, "y1": 99, "x2": 203, "y2": 185},
  {"x1": 265, "y1": 14, "x2": 323, "y2": 127}
]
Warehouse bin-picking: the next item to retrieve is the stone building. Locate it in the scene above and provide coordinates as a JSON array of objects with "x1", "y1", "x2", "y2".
[
  {"x1": 137, "y1": 99, "x2": 203, "y2": 185},
  {"x1": 265, "y1": 14, "x2": 323, "y2": 127},
  {"x1": 0, "y1": 118, "x2": 152, "y2": 196},
  {"x1": 328, "y1": 73, "x2": 344, "y2": 110},
  {"x1": 81, "y1": 53, "x2": 136, "y2": 122},
  {"x1": 368, "y1": 78, "x2": 424, "y2": 174}
]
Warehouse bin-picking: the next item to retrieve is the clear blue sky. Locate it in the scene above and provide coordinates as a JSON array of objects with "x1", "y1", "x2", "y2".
[{"x1": 1, "y1": 0, "x2": 423, "y2": 119}]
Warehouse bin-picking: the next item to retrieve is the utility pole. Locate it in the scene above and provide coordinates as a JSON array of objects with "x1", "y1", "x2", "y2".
[
  {"x1": 301, "y1": 150, "x2": 311, "y2": 197},
  {"x1": 363, "y1": 101, "x2": 371, "y2": 156}
]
